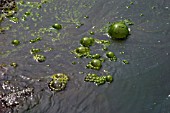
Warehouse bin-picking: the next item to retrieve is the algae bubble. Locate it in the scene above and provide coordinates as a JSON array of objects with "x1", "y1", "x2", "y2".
[
  {"x1": 48, "y1": 73, "x2": 69, "y2": 92},
  {"x1": 73, "y1": 46, "x2": 90, "y2": 57},
  {"x1": 106, "y1": 51, "x2": 117, "y2": 61},
  {"x1": 11, "y1": 40, "x2": 20, "y2": 46},
  {"x1": 106, "y1": 75, "x2": 113, "y2": 83},
  {"x1": 91, "y1": 54, "x2": 101, "y2": 59},
  {"x1": 86, "y1": 59, "x2": 102, "y2": 70},
  {"x1": 80, "y1": 37, "x2": 94, "y2": 47},
  {"x1": 108, "y1": 21, "x2": 129, "y2": 39},
  {"x1": 52, "y1": 23, "x2": 62, "y2": 30}
]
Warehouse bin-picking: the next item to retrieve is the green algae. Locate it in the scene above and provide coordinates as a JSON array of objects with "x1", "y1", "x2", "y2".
[{"x1": 0, "y1": 0, "x2": 134, "y2": 92}]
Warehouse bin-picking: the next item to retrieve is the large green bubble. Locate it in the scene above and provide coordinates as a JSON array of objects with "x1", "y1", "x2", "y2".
[{"x1": 108, "y1": 21, "x2": 129, "y2": 39}]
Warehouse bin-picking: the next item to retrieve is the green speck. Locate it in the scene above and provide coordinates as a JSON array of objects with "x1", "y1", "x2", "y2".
[
  {"x1": 72, "y1": 61, "x2": 76, "y2": 65},
  {"x1": 140, "y1": 13, "x2": 144, "y2": 16},
  {"x1": 89, "y1": 31, "x2": 95, "y2": 35},
  {"x1": 12, "y1": 40, "x2": 20, "y2": 46},
  {"x1": 37, "y1": 4, "x2": 42, "y2": 9},
  {"x1": 126, "y1": 6, "x2": 130, "y2": 9},
  {"x1": 52, "y1": 23, "x2": 62, "y2": 30},
  {"x1": 130, "y1": 1, "x2": 134, "y2": 5},
  {"x1": 30, "y1": 37, "x2": 42, "y2": 43},
  {"x1": 122, "y1": 60, "x2": 129, "y2": 64},
  {"x1": 152, "y1": 6, "x2": 156, "y2": 9},
  {"x1": 10, "y1": 62, "x2": 18, "y2": 68},
  {"x1": 24, "y1": 12, "x2": 31, "y2": 16},
  {"x1": 120, "y1": 51, "x2": 125, "y2": 54},
  {"x1": 33, "y1": 54, "x2": 46, "y2": 62},
  {"x1": 102, "y1": 46, "x2": 108, "y2": 51},
  {"x1": 21, "y1": 16, "x2": 27, "y2": 21},
  {"x1": 79, "y1": 71, "x2": 84, "y2": 74},
  {"x1": 84, "y1": 15, "x2": 89, "y2": 18},
  {"x1": 76, "y1": 23, "x2": 84, "y2": 28},
  {"x1": 124, "y1": 19, "x2": 134, "y2": 25},
  {"x1": 30, "y1": 48, "x2": 41, "y2": 54},
  {"x1": 9, "y1": 17, "x2": 19, "y2": 23}
]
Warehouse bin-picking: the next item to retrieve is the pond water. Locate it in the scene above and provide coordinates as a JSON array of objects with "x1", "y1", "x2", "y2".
[{"x1": 0, "y1": 0, "x2": 170, "y2": 113}]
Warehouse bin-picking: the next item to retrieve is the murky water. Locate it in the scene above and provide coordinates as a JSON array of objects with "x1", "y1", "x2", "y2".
[{"x1": 0, "y1": 0, "x2": 170, "y2": 113}]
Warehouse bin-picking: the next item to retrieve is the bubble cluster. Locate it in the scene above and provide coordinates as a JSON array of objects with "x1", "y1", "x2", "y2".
[
  {"x1": 86, "y1": 59, "x2": 102, "y2": 70},
  {"x1": 84, "y1": 73, "x2": 113, "y2": 86},
  {"x1": 72, "y1": 21, "x2": 131, "y2": 85},
  {"x1": 106, "y1": 51, "x2": 117, "y2": 61}
]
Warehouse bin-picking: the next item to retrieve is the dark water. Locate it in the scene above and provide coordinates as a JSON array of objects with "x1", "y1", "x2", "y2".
[{"x1": 0, "y1": 0, "x2": 170, "y2": 113}]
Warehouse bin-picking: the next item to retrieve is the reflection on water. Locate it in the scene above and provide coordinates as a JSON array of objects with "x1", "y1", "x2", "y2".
[{"x1": 0, "y1": 0, "x2": 170, "y2": 113}]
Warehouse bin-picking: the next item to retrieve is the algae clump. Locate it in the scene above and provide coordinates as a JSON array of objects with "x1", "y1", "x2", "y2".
[
  {"x1": 86, "y1": 59, "x2": 102, "y2": 70},
  {"x1": 48, "y1": 73, "x2": 69, "y2": 91}
]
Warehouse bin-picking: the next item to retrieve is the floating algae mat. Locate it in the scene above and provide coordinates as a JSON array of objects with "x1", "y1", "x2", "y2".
[{"x1": 0, "y1": 0, "x2": 137, "y2": 109}]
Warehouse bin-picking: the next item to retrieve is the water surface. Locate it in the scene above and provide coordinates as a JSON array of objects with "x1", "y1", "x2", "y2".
[{"x1": 0, "y1": 0, "x2": 170, "y2": 113}]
